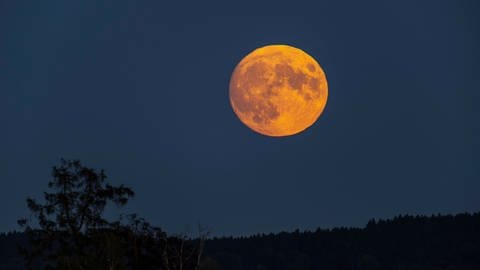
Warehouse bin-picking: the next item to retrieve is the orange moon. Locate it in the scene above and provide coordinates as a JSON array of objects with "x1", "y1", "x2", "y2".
[{"x1": 229, "y1": 44, "x2": 328, "y2": 137}]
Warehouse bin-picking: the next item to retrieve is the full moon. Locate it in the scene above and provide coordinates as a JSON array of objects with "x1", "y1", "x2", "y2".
[{"x1": 229, "y1": 44, "x2": 328, "y2": 137}]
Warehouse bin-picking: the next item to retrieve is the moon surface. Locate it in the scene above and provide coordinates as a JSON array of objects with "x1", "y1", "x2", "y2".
[{"x1": 229, "y1": 44, "x2": 328, "y2": 137}]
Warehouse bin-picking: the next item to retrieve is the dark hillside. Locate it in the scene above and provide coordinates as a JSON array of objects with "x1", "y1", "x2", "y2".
[
  {"x1": 1, "y1": 213, "x2": 480, "y2": 269},
  {"x1": 0, "y1": 232, "x2": 27, "y2": 269},
  {"x1": 204, "y1": 213, "x2": 480, "y2": 270}
]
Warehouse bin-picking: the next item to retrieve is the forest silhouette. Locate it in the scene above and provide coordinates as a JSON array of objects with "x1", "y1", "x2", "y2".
[
  {"x1": 0, "y1": 160, "x2": 478, "y2": 269},
  {"x1": 14, "y1": 159, "x2": 207, "y2": 270}
]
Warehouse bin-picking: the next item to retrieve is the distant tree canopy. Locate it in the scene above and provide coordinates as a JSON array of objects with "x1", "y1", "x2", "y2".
[
  {"x1": 17, "y1": 159, "x2": 206, "y2": 270},
  {"x1": 204, "y1": 213, "x2": 480, "y2": 270},
  {"x1": 6, "y1": 159, "x2": 480, "y2": 270},
  {"x1": 4, "y1": 210, "x2": 480, "y2": 269}
]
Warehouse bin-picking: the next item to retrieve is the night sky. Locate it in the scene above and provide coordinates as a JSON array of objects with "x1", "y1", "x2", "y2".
[{"x1": 1, "y1": 1, "x2": 479, "y2": 236}]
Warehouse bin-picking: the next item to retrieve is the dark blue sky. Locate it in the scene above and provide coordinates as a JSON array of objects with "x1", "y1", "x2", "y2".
[{"x1": 1, "y1": 1, "x2": 479, "y2": 236}]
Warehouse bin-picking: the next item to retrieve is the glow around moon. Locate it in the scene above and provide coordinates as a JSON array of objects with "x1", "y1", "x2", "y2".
[{"x1": 229, "y1": 44, "x2": 328, "y2": 137}]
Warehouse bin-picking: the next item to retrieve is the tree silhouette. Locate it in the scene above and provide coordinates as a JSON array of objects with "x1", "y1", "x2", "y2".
[
  {"x1": 18, "y1": 159, "x2": 206, "y2": 270},
  {"x1": 4, "y1": 205, "x2": 479, "y2": 269}
]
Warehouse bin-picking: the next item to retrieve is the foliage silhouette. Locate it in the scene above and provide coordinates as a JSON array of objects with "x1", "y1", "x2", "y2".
[
  {"x1": 3, "y1": 212, "x2": 480, "y2": 269},
  {"x1": 3, "y1": 159, "x2": 479, "y2": 269},
  {"x1": 204, "y1": 213, "x2": 480, "y2": 270},
  {"x1": 17, "y1": 159, "x2": 206, "y2": 270}
]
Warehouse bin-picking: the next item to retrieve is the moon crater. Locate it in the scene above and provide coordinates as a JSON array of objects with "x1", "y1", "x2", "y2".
[{"x1": 229, "y1": 45, "x2": 328, "y2": 136}]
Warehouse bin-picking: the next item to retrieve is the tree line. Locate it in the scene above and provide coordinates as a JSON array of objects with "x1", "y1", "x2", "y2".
[
  {"x1": 15, "y1": 159, "x2": 211, "y2": 270},
  {"x1": 0, "y1": 159, "x2": 479, "y2": 269},
  {"x1": 204, "y1": 213, "x2": 480, "y2": 270}
]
